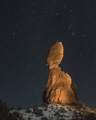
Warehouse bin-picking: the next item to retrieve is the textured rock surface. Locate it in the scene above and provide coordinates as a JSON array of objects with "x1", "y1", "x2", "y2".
[
  {"x1": 46, "y1": 42, "x2": 64, "y2": 70},
  {"x1": 43, "y1": 42, "x2": 78, "y2": 104}
]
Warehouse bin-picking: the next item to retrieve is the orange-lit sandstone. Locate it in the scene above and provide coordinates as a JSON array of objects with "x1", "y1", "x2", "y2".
[
  {"x1": 46, "y1": 42, "x2": 63, "y2": 69},
  {"x1": 43, "y1": 42, "x2": 78, "y2": 104}
]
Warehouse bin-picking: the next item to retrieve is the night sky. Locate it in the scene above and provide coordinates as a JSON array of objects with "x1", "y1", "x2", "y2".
[{"x1": 0, "y1": 0, "x2": 96, "y2": 109}]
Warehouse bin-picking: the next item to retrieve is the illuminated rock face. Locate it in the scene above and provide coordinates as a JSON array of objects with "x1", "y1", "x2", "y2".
[
  {"x1": 43, "y1": 42, "x2": 78, "y2": 104},
  {"x1": 46, "y1": 42, "x2": 63, "y2": 70}
]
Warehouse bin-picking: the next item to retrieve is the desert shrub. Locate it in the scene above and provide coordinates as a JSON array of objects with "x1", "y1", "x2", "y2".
[
  {"x1": 41, "y1": 117, "x2": 48, "y2": 120},
  {"x1": 9, "y1": 112, "x2": 24, "y2": 120},
  {"x1": 72, "y1": 110, "x2": 86, "y2": 120},
  {"x1": 50, "y1": 105, "x2": 54, "y2": 110},
  {"x1": 85, "y1": 113, "x2": 96, "y2": 120},
  {"x1": 8, "y1": 113, "x2": 18, "y2": 120},
  {"x1": 33, "y1": 106, "x2": 43, "y2": 116},
  {"x1": 33, "y1": 106, "x2": 39, "y2": 110},
  {"x1": 36, "y1": 109, "x2": 43, "y2": 116},
  {"x1": 58, "y1": 107, "x2": 66, "y2": 113},
  {"x1": 19, "y1": 116, "x2": 24, "y2": 120},
  {"x1": 42, "y1": 103, "x2": 48, "y2": 108},
  {"x1": 77, "y1": 102, "x2": 87, "y2": 109},
  {"x1": 0, "y1": 98, "x2": 10, "y2": 120},
  {"x1": 18, "y1": 106, "x2": 22, "y2": 110},
  {"x1": 54, "y1": 111, "x2": 59, "y2": 115},
  {"x1": 13, "y1": 111, "x2": 20, "y2": 118},
  {"x1": 0, "y1": 98, "x2": 24, "y2": 120},
  {"x1": 67, "y1": 107, "x2": 71, "y2": 111},
  {"x1": 54, "y1": 112, "x2": 62, "y2": 118},
  {"x1": 44, "y1": 107, "x2": 47, "y2": 111},
  {"x1": 25, "y1": 108, "x2": 31, "y2": 113},
  {"x1": 10, "y1": 111, "x2": 23, "y2": 120},
  {"x1": 28, "y1": 117, "x2": 31, "y2": 120}
]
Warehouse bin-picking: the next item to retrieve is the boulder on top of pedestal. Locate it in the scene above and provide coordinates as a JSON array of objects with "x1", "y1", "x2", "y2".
[
  {"x1": 46, "y1": 42, "x2": 64, "y2": 70},
  {"x1": 43, "y1": 42, "x2": 78, "y2": 105}
]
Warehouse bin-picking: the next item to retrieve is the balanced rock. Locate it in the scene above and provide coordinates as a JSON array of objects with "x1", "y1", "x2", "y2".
[
  {"x1": 46, "y1": 42, "x2": 63, "y2": 70},
  {"x1": 43, "y1": 42, "x2": 78, "y2": 104}
]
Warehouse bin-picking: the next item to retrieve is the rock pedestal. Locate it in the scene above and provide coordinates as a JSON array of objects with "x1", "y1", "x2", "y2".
[{"x1": 43, "y1": 42, "x2": 78, "y2": 104}]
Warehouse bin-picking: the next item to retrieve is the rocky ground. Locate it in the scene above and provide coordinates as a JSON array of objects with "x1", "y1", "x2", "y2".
[{"x1": 10, "y1": 103, "x2": 96, "y2": 120}]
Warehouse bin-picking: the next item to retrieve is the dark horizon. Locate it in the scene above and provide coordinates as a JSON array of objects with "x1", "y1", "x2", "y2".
[{"x1": 0, "y1": 0, "x2": 96, "y2": 109}]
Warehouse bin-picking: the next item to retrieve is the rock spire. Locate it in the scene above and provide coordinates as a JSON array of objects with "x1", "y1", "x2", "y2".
[{"x1": 43, "y1": 42, "x2": 78, "y2": 104}]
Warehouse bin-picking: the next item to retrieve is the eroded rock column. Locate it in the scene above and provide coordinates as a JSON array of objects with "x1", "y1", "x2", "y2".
[{"x1": 43, "y1": 42, "x2": 78, "y2": 104}]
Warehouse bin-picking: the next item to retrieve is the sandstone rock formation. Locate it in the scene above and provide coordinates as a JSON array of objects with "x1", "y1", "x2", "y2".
[
  {"x1": 43, "y1": 42, "x2": 78, "y2": 104},
  {"x1": 46, "y1": 42, "x2": 63, "y2": 70}
]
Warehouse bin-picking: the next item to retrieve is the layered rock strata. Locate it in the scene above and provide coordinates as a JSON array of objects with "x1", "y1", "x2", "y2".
[{"x1": 43, "y1": 42, "x2": 78, "y2": 104}]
